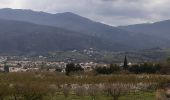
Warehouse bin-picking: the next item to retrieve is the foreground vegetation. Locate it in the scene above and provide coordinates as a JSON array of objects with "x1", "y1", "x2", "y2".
[
  {"x1": 0, "y1": 72, "x2": 169, "y2": 100},
  {"x1": 2, "y1": 59, "x2": 170, "y2": 100}
]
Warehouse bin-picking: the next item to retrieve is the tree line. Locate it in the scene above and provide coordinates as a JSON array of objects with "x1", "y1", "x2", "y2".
[{"x1": 65, "y1": 62, "x2": 170, "y2": 75}]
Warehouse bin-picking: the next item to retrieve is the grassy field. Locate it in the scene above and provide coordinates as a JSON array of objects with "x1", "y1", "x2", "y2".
[
  {"x1": 0, "y1": 72, "x2": 168, "y2": 100},
  {"x1": 44, "y1": 91, "x2": 155, "y2": 100}
]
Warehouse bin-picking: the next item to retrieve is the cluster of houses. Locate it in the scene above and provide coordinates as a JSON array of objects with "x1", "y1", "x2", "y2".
[
  {"x1": 0, "y1": 60, "x2": 99, "y2": 73},
  {"x1": 0, "y1": 56, "x2": 135, "y2": 73}
]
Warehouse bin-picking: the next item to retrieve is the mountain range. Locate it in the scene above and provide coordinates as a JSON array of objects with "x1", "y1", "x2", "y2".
[
  {"x1": 119, "y1": 20, "x2": 170, "y2": 40},
  {"x1": 0, "y1": 8, "x2": 169, "y2": 54}
]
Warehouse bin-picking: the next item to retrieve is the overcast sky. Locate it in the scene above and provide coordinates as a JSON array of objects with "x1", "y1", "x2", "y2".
[{"x1": 0, "y1": 0, "x2": 170, "y2": 26}]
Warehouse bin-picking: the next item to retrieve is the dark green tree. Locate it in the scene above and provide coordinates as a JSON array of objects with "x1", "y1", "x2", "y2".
[
  {"x1": 110, "y1": 64, "x2": 121, "y2": 72},
  {"x1": 65, "y1": 63, "x2": 84, "y2": 75},
  {"x1": 65, "y1": 63, "x2": 75, "y2": 76},
  {"x1": 123, "y1": 56, "x2": 128, "y2": 69},
  {"x1": 4, "y1": 62, "x2": 9, "y2": 73},
  {"x1": 75, "y1": 64, "x2": 84, "y2": 72}
]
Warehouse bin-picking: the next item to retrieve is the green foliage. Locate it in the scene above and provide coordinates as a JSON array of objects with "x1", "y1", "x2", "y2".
[
  {"x1": 66, "y1": 63, "x2": 75, "y2": 75},
  {"x1": 128, "y1": 63, "x2": 160, "y2": 74},
  {"x1": 65, "y1": 63, "x2": 84, "y2": 75},
  {"x1": 110, "y1": 64, "x2": 121, "y2": 72},
  {"x1": 95, "y1": 64, "x2": 121, "y2": 74},
  {"x1": 4, "y1": 65, "x2": 9, "y2": 73}
]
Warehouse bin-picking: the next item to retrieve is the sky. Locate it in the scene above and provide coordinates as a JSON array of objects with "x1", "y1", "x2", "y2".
[{"x1": 0, "y1": 0, "x2": 170, "y2": 26}]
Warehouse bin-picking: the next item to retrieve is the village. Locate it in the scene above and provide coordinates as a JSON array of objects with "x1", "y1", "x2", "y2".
[{"x1": 0, "y1": 56, "x2": 134, "y2": 73}]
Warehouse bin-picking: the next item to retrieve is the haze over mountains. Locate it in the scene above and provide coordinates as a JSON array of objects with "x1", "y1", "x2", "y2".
[{"x1": 0, "y1": 8, "x2": 169, "y2": 54}]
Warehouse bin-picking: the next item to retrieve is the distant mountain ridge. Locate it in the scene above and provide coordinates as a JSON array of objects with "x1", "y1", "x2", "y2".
[
  {"x1": 0, "y1": 19, "x2": 122, "y2": 54},
  {"x1": 0, "y1": 8, "x2": 168, "y2": 54},
  {"x1": 119, "y1": 20, "x2": 170, "y2": 40}
]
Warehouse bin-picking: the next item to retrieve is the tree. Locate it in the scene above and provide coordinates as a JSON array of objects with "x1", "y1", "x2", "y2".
[
  {"x1": 123, "y1": 56, "x2": 128, "y2": 69},
  {"x1": 4, "y1": 62, "x2": 9, "y2": 73},
  {"x1": 65, "y1": 63, "x2": 75, "y2": 75},
  {"x1": 128, "y1": 63, "x2": 160, "y2": 74},
  {"x1": 65, "y1": 63, "x2": 84, "y2": 75},
  {"x1": 40, "y1": 62, "x2": 47, "y2": 70},
  {"x1": 104, "y1": 83, "x2": 129, "y2": 100},
  {"x1": 95, "y1": 64, "x2": 121, "y2": 75},
  {"x1": 110, "y1": 64, "x2": 121, "y2": 73},
  {"x1": 75, "y1": 64, "x2": 84, "y2": 72}
]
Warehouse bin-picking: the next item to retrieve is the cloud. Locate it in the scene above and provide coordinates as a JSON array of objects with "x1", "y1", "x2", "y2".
[{"x1": 0, "y1": 0, "x2": 170, "y2": 26}]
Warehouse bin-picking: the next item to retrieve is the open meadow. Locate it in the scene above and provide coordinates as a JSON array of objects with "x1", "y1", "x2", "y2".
[{"x1": 0, "y1": 72, "x2": 169, "y2": 100}]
